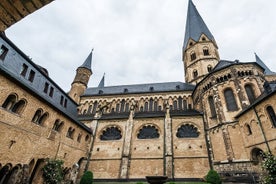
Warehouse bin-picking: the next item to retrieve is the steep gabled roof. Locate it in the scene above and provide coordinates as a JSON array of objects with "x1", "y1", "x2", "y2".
[
  {"x1": 255, "y1": 53, "x2": 275, "y2": 75},
  {"x1": 83, "y1": 82, "x2": 195, "y2": 96},
  {"x1": 183, "y1": 0, "x2": 215, "y2": 49}
]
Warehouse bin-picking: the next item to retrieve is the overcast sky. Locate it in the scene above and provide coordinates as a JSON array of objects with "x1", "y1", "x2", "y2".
[{"x1": 5, "y1": 0, "x2": 276, "y2": 92}]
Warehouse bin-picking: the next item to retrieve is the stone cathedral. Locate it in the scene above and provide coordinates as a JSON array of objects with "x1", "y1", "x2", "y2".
[{"x1": 0, "y1": 0, "x2": 276, "y2": 183}]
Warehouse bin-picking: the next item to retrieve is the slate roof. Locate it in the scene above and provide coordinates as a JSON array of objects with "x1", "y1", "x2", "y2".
[
  {"x1": 0, "y1": 33, "x2": 91, "y2": 133},
  {"x1": 183, "y1": 0, "x2": 215, "y2": 49},
  {"x1": 79, "y1": 51, "x2": 92, "y2": 72},
  {"x1": 211, "y1": 60, "x2": 238, "y2": 72},
  {"x1": 255, "y1": 53, "x2": 275, "y2": 75},
  {"x1": 83, "y1": 82, "x2": 195, "y2": 96}
]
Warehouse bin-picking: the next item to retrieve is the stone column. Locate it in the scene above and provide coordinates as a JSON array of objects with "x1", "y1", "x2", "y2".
[
  {"x1": 164, "y1": 103, "x2": 173, "y2": 178},
  {"x1": 119, "y1": 103, "x2": 135, "y2": 179}
]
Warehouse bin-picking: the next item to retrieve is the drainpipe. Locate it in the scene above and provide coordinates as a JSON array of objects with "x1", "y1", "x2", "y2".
[{"x1": 253, "y1": 107, "x2": 271, "y2": 154}]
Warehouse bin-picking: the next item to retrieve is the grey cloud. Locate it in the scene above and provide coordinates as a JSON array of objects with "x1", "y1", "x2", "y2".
[{"x1": 5, "y1": 0, "x2": 276, "y2": 91}]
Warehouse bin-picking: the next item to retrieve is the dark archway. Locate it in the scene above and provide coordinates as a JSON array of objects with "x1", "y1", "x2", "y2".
[
  {"x1": 0, "y1": 163, "x2": 12, "y2": 184},
  {"x1": 3, "y1": 164, "x2": 22, "y2": 184},
  {"x1": 251, "y1": 148, "x2": 264, "y2": 165},
  {"x1": 29, "y1": 159, "x2": 45, "y2": 183}
]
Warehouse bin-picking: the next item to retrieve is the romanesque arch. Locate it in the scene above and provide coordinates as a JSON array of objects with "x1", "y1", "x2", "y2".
[
  {"x1": 176, "y1": 124, "x2": 200, "y2": 138},
  {"x1": 100, "y1": 125, "x2": 122, "y2": 141},
  {"x1": 137, "y1": 124, "x2": 160, "y2": 139}
]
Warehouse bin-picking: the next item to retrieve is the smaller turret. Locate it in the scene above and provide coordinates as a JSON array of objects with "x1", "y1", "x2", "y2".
[
  {"x1": 68, "y1": 51, "x2": 93, "y2": 104},
  {"x1": 98, "y1": 73, "x2": 105, "y2": 88}
]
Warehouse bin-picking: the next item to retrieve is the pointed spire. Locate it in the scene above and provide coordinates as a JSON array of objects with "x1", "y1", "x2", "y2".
[
  {"x1": 79, "y1": 49, "x2": 93, "y2": 72},
  {"x1": 255, "y1": 53, "x2": 275, "y2": 75},
  {"x1": 98, "y1": 73, "x2": 105, "y2": 88},
  {"x1": 183, "y1": 0, "x2": 215, "y2": 49}
]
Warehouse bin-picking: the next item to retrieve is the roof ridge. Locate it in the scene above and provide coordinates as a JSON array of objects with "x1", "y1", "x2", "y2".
[{"x1": 88, "y1": 81, "x2": 192, "y2": 89}]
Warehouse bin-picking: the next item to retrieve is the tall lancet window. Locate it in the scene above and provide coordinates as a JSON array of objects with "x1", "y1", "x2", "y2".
[
  {"x1": 245, "y1": 84, "x2": 255, "y2": 104},
  {"x1": 267, "y1": 106, "x2": 276, "y2": 127},
  {"x1": 208, "y1": 96, "x2": 216, "y2": 118},
  {"x1": 224, "y1": 88, "x2": 238, "y2": 111}
]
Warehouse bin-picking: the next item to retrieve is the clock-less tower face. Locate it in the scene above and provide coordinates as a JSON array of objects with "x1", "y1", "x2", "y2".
[{"x1": 183, "y1": 34, "x2": 219, "y2": 84}]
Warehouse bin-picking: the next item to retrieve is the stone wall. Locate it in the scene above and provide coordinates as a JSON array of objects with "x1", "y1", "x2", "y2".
[{"x1": 0, "y1": 74, "x2": 90, "y2": 183}]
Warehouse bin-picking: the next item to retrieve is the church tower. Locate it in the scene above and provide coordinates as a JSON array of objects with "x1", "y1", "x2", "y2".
[
  {"x1": 68, "y1": 51, "x2": 93, "y2": 104},
  {"x1": 183, "y1": 0, "x2": 220, "y2": 84}
]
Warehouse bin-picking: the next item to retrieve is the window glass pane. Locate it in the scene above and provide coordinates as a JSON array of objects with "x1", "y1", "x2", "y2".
[{"x1": 224, "y1": 88, "x2": 238, "y2": 111}]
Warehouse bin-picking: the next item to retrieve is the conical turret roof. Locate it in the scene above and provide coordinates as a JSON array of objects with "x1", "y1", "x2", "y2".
[
  {"x1": 183, "y1": 0, "x2": 215, "y2": 49},
  {"x1": 79, "y1": 51, "x2": 93, "y2": 72},
  {"x1": 98, "y1": 73, "x2": 105, "y2": 88}
]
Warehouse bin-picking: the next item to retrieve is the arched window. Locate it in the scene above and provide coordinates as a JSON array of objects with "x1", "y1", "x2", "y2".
[
  {"x1": 144, "y1": 102, "x2": 149, "y2": 111},
  {"x1": 245, "y1": 84, "x2": 255, "y2": 104},
  {"x1": 208, "y1": 96, "x2": 216, "y2": 118},
  {"x1": 87, "y1": 105, "x2": 93, "y2": 114},
  {"x1": 251, "y1": 148, "x2": 264, "y2": 165},
  {"x1": 137, "y1": 125, "x2": 160, "y2": 139},
  {"x1": 116, "y1": 103, "x2": 120, "y2": 112},
  {"x1": 245, "y1": 124, "x2": 252, "y2": 135},
  {"x1": 100, "y1": 126, "x2": 122, "y2": 140},
  {"x1": 52, "y1": 119, "x2": 60, "y2": 131},
  {"x1": 267, "y1": 106, "x2": 276, "y2": 127},
  {"x1": 32, "y1": 109, "x2": 48, "y2": 125},
  {"x1": 32, "y1": 109, "x2": 42, "y2": 123},
  {"x1": 85, "y1": 135, "x2": 90, "y2": 142},
  {"x1": 83, "y1": 109, "x2": 87, "y2": 114},
  {"x1": 154, "y1": 101, "x2": 158, "y2": 111},
  {"x1": 120, "y1": 99, "x2": 125, "y2": 112},
  {"x1": 149, "y1": 99, "x2": 153, "y2": 111},
  {"x1": 178, "y1": 97, "x2": 183, "y2": 109},
  {"x1": 203, "y1": 47, "x2": 209, "y2": 56},
  {"x1": 58, "y1": 121, "x2": 64, "y2": 131},
  {"x1": 2, "y1": 94, "x2": 17, "y2": 110},
  {"x1": 193, "y1": 70, "x2": 198, "y2": 78},
  {"x1": 38, "y1": 113, "x2": 48, "y2": 125},
  {"x1": 66, "y1": 127, "x2": 75, "y2": 139},
  {"x1": 207, "y1": 65, "x2": 212, "y2": 72},
  {"x1": 190, "y1": 52, "x2": 196, "y2": 61},
  {"x1": 173, "y1": 100, "x2": 178, "y2": 110},
  {"x1": 183, "y1": 100, "x2": 187, "y2": 110},
  {"x1": 125, "y1": 103, "x2": 129, "y2": 112},
  {"x1": 11, "y1": 99, "x2": 26, "y2": 114},
  {"x1": 77, "y1": 133, "x2": 82, "y2": 142},
  {"x1": 224, "y1": 88, "x2": 238, "y2": 111},
  {"x1": 92, "y1": 101, "x2": 98, "y2": 114},
  {"x1": 176, "y1": 124, "x2": 199, "y2": 138}
]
